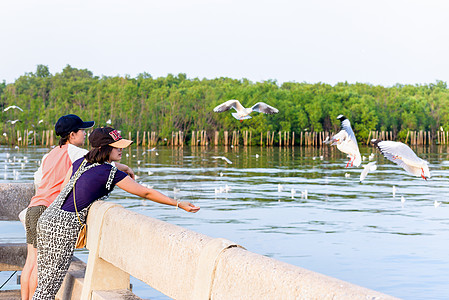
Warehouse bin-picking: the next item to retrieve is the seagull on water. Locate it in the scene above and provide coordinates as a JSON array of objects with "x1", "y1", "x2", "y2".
[
  {"x1": 3, "y1": 105, "x2": 23, "y2": 112},
  {"x1": 371, "y1": 139, "x2": 430, "y2": 180},
  {"x1": 213, "y1": 99, "x2": 279, "y2": 122},
  {"x1": 212, "y1": 156, "x2": 232, "y2": 164},
  {"x1": 359, "y1": 161, "x2": 377, "y2": 182},
  {"x1": 324, "y1": 115, "x2": 361, "y2": 167}
]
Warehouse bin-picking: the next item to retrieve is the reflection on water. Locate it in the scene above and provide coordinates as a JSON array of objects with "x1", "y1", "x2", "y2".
[{"x1": 1, "y1": 145, "x2": 449, "y2": 300}]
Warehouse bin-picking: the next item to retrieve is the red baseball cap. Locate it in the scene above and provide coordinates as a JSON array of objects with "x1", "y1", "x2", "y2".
[{"x1": 89, "y1": 127, "x2": 133, "y2": 148}]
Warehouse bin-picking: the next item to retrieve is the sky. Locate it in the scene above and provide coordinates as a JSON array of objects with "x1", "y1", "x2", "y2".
[{"x1": 1, "y1": 0, "x2": 449, "y2": 86}]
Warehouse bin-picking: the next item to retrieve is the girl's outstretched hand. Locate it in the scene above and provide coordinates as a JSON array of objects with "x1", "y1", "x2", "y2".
[{"x1": 179, "y1": 201, "x2": 200, "y2": 213}]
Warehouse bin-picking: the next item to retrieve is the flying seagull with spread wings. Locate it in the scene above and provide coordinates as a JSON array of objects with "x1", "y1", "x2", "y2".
[
  {"x1": 3, "y1": 105, "x2": 23, "y2": 112},
  {"x1": 213, "y1": 99, "x2": 279, "y2": 122},
  {"x1": 324, "y1": 115, "x2": 361, "y2": 167},
  {"x1": 371, "y1": 139, "x2": 430, "y2": 180}
]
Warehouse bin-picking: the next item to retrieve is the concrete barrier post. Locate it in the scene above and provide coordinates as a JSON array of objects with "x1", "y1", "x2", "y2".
[{"x1": 81, "y1": 202, "x2": 130, "y2": 300}]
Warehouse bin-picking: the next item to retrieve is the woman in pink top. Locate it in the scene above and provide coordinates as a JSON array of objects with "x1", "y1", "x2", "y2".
[{"x1": 21, "y1": 114, "x2": 134, "y2": 300}]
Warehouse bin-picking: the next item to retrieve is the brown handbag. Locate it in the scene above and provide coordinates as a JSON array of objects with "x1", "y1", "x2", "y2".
[
  {"x1": 73, "y1": 160, "x2": 87, "y2": 249},
  {"x1": 75, "y1": 224, "x2": 87, "y2": 249}
]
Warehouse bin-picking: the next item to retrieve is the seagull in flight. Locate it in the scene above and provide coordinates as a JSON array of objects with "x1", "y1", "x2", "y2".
[
  {"x1": 324, "y1": 115, "x2": 361, "y2": 167},
  {"x1": 213, "y1": 99, "x2": 279, "y2": 122},
  {"x1": 6, "y1": 119, "x2": 20, "y2": 124},
  {"x1": 212, "y1": 156, "x2": 233, "y2": 164},
  {"x1": 371, "y1": 139, "x2": 430, "y2": 180},
  {"x1": 3, "y1": 105, "x2": 23, "y2": 112},
  {"x1": 359, "y1": 161, "x2": 377, "y2": 182}
]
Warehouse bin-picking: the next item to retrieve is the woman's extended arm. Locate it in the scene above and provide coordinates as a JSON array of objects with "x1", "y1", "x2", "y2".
[
  {"x1": 116, "y1": 176, "x2": 200, "y2": 213},
  {"x1": 115, "y1": 163, "x2": 135, "y2": 180}
]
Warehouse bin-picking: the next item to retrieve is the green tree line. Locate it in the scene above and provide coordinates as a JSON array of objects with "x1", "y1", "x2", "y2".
[{"x1": 1, "y1": 64, "x2": 449, "y2": 145}]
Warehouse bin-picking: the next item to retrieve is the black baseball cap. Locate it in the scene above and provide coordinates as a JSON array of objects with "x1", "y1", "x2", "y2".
[
  {"x1": 55, "y1": 114, "x2": 95, "y2": 137},
  {"x1": 89, "y1": 127, "x2": 133, "y2": 148}
]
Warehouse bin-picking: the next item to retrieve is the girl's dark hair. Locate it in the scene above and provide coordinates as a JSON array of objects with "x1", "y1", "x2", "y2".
[
  {"x1": 58, "y1": 129, "x2": 80, "y2": 147},
  {"x1": 58, "y1": 134, "x2": 69, "y2": 147},
  {"x1": 84, "y1": 145, "x2": 113, "y2": 164}
]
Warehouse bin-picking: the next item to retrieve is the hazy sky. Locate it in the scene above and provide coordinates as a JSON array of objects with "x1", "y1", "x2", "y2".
[{"x1": 1, "y1": 0, "x2": 448, "y2": 86}]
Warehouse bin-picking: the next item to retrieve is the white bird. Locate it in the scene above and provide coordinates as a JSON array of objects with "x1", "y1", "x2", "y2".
[
  {"x1": 148, "y1": 147, "x2": 157, "y2": 152},
  {"x1": 3, "y1": 105, "x2": 23, "y2": 112},
  {"x1": 213, "y1": 99, "x2": 279, "y2": 122},
  {"x1": 324, "y1": 115, "x2": 361, "y2": 167},
  {"x1": 302, "y1": 189, "x2": 308, "y2": 199},
  {"x1": 219, "y1": 172, "x2": 224, "y2": 177},
  {"x1": 224, "y1": 184, "x2": 231, "y2": 193},
  {"x1": 392, "y1": 185, "x2": 397, "y2": 198},
  {"x1": 345, "y1": 173, "x2": 350, "y2": 178},
  {"x1": 359, "y1": 161, "x2": 377, "y2": 182},
  {"x1": 278, "y1": 184, "x2": 284, "y2": 193},
  {"x1": 401, "y1": 196, "x2": 405, "y2": 205},
  {"x1": 106, "y1": 119, "x2": 112, "y2": 125},
  {"x1": 7, "y1": 119, "x2": 20, "y2": 124},
  {"x1": 371, "y1": 139, "x2": 431, "y2": 180},
  {"x1": 38, "y1": 119, "x2": 44, "y2": 124},
  {"x1": 212, "y1": 156, "x2": 232, "y2": 164},
  {"x1": 148, "y1": 171, "x2": 154, "y2": 175},
  {"x1": 434, "y1": 200, "x2": 441, "y2": 208},
  {"x1": 255, "y1": 154, "x2": 260, "y2": 159},
  {"x1": 291, "y1": 188, "x2": 296, "y2": 199}
]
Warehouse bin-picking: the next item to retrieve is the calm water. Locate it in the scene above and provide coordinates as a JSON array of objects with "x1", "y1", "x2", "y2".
[{"x1": 1, "y1": 145, "x2": 449, "y2": 300}]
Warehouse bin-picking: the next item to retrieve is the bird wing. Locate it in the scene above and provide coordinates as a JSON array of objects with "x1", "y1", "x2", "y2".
[
  {"x1": 251, "y1": 102, "x2": 279, "y2": 114},
  {"x1": 340, "y1": 118, "x2": 358, "y2": 145},
  {"x1": 328, "y1": 130, "x2": 349, "y2": 145},
  {"x1": 3, "y1": 105, "x2": 23, "y2": 112},
  {"x1": 213, "y1": 100, "x2": 244, "y2": 113},
  {"x1": 376, "y1": 141, "x2": 426, "y2": 167},
  {"x1": 359, "y1": 167, "x2": 369, "y2": 182},
  {"x1": 212, "y1": 156, "x2": 233, "y2": 164},
  {"x1": 373, "y1": 140, "x2": 429, "y2": 177},
  {"x1": 360, "y1": 162, "x2": 377, "y2": 182},
  {"x1": 222, "y1": 157, "x2": 233, "y2": 164}
]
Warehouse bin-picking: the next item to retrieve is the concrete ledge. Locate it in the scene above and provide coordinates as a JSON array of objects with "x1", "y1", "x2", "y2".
[
  {"x1": 0, "y1": 184, "x2": 399, "y2": 300},
  {"x1": 0, "y1": 183, "x2": 33, "y2": 221},
  {"x1": 0, "y1": 290, "x2": 21, "y2": 300},
  {"x1": 92, "y1": 290, "x2": 143, "y2": 300},
  {"x1": 0, "y1": 243, "x2": 26, "y2": 271},
  {"x1": 212, "y1": 246, "x2": 393, "y2": 299},
  {"x1": 83, "y1": 201, "x2": 399, "y2": 300}
]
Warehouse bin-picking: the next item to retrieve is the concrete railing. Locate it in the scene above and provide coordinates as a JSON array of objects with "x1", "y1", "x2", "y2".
[
  {"x1": 82, "y1": 200, "x2": 398, "y2": 300},
  {"x1": 0, "y1": 183, "x2": 398, "y2": 299}
]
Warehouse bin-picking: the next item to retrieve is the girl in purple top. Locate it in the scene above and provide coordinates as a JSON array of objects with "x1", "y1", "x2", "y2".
[{"x1": 33, "y1": 127, "x2": 200, "y2": 299}]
